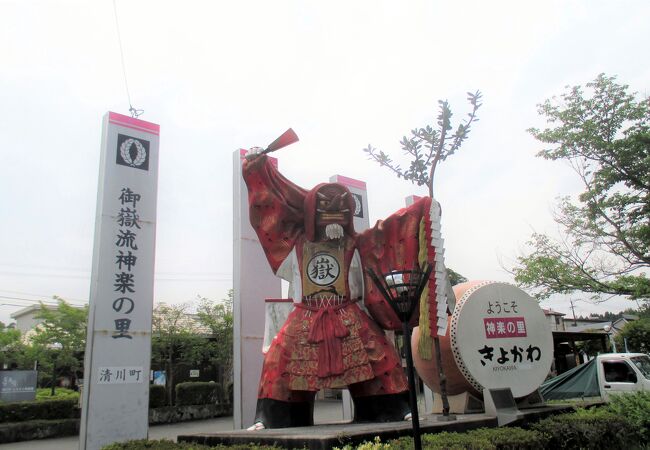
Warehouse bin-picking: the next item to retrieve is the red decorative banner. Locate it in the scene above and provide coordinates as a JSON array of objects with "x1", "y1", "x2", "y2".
[{"x1": 483, "y1": 317, "x2": 527, "y2": 339}]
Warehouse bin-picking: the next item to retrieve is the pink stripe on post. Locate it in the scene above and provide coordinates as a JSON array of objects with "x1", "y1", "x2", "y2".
[
  {"x1": 108, "y1": 111, "x2": 160, "y2": 135},
  {"x1": 331, "y1": 174, "x2": 366, "y2": 190},
  {"x1": 265, "y1": 298, "x2": 293, "y2": 303}
]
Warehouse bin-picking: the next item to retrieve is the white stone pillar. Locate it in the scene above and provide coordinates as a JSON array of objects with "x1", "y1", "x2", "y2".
[
  {"x1": 80, "y1": 112, "x2": 159, "y2": 450},
  {"x1": 232, "y1": 150, "x2": 281, "y2": 429}
]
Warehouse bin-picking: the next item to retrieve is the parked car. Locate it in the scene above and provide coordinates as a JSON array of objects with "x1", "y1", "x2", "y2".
[{"x1": 540, "y1": 353, "x2": 650, "y2": 401}]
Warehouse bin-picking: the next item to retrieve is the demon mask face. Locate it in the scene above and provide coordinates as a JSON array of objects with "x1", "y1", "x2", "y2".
[{"x1": 313, "y1": 184, "x2": 354, "y2": 240}]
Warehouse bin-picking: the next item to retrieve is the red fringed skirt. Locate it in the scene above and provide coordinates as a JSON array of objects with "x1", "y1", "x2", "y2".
[{"x1": 257, "y1": 301, "x2": 407, "y2": 401}]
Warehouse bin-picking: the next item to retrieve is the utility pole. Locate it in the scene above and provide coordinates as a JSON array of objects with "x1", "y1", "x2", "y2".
[{"x1": 569, "y1": 299, "x2": 578, "y2": 326}]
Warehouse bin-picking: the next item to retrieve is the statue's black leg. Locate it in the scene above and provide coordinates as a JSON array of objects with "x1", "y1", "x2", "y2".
[
  {"x1": 352, "y1": 392, "x2": 411, "y2": 423},
  {"x1": 253, "y1": 397, "x2": 315, "y2": 428}
]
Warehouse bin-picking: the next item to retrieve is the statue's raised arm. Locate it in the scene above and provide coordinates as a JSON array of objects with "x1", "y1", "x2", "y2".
[{"x1": 242, "y1": 154, "x2": 307, "y2": 274}]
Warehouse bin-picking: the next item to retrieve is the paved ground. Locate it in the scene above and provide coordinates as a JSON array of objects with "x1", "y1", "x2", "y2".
[{"x1": 0, "y1": 400, "x2": 346, "y2": 450}]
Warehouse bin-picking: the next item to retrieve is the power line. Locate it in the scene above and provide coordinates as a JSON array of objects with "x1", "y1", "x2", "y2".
[
  {"x1": 0, "y1": 269, "x2": 231, "y2": 281},
  {"x1": 0, "y1": 262, "x2": 88, "y2": 272},
  {"x1": 0, "y1": 295, "x2": 87, "y2": 306},
  {"x1": 112, "y1": 0, "x2": 143, "y2": 118},
  {"x1": 0, "y1": 271, "x2": 89, "y2": 280},
  {"x1": 0, "y1": 289, "x2": 87, "y2": 303}
]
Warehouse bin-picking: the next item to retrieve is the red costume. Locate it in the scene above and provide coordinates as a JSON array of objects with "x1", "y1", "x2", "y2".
[{"x1": 243, "y1": 154, "x2": 447, "y2": 427}]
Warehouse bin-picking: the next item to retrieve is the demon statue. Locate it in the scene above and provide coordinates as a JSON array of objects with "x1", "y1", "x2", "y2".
[{"x1": 242, "y1": 148, "x2": 447, "y2": 429}]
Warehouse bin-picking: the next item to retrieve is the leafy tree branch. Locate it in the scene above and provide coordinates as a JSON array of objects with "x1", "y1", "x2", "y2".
[{"x1": 511, "y1": 74, "x2": 650, "y2": 302}]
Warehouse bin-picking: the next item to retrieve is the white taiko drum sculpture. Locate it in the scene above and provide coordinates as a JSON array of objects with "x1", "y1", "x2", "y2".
[{"x1": 413, "y1": 281, "x2": 553, "y2": 399}]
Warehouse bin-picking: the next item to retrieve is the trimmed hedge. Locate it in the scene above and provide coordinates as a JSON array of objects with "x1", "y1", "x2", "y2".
[
  {"x1": 0, "y1": 418, "x2": 79, "y2": 444},
  {"x1": 450, "y1": 427, "x2": 547, "y2": 449},
  {"x1": 0, "y1": 398, "x2": 78, "y2": 422},
  {"x1": 605, "y1": 390, "x2": 650, "y2": 443},
  {"x1": 373, "y1": 427, "x2": 547, "y2": 450},
  {"x1": 35, "y1": 387, "x2": 80, "y2": 401},
  {"x1": 175, "y1": 382, "x2": 222, "y2": 406},
  {"x1": 532, "y1": 407, "x2": 637, "y2": 449},
  {"x1": 102, "y1": 439, "x2": 284, "y2": 450},
  {"x1": 149, "y1": 384, "x2": 167, "y2": 408}
]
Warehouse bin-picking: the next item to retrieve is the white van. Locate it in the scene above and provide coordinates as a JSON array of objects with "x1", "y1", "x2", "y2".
[{"x1": 596, "y1": 353, "x2": 650, "y2": 401}]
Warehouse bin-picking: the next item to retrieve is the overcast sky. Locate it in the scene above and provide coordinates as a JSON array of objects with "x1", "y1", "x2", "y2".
[{"x1": 1, "y1": 0, "x2": 649, "y2": 324}]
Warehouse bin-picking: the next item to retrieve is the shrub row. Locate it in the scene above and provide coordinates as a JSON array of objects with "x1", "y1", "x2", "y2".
[
  {"x1": 35, "y1": 387, "x2": 80, "y2": 401},
  {"x1": 605, "y1": 389, "x2": 650, "y2": 442},
  {"x1": 175, "y1": 382, "x2": 223, "y2": 406},
  {"x1": 102, "y1": 439, "x2": 284, "y2": 450},
  {"x1": 355, "y1": 427, "x2": 548, "y2": 450},
  {"x1": 0, "y1": 398, "x2": 78, "y2": 422},
  {"x1": 0, "y1": 382, "x2": 224, "y2": 424},
  {"x1": 531, "y1": 407, "x2": 637, "y2": 449},
  {"x1": 343, "y1": 394, "x2": 649, "y2": 450},
  {"x1": 0, "y1": 418, "x2": 79, "y2": 444},
  {"x1": 149, "y1": 384, "x2": 167, "y2": 408}
]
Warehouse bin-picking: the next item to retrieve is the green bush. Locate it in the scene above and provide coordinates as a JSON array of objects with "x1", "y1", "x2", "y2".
[
  {"x1": 149, "y1": 384, "x2": 167, "y2": 408},
  {"x1": 102, "y1": 440, "x2": 213, "y2": 450},
  {"x1": 0, "y1": 418, "x2": 79, "y2": 444},
  {"x1": 175, "y1": 382, "x2": 222, "y2": 406},
  {"x1": 337, "y1": 428, "x2": 547, "y2": 450},
  {"x1": 35, "y1": 387, "x2": 80, "y2": 402},
  {"x1": 466, "y1": 427, "x2": 547, "y2": 449},
  {"x1": 227, "y1": 382, "x2": 233, "y2": 404},
  {"x1": 410, "y1": 432, "x2": 494, "y2": 450},
  {"x1": 102, "y1": 439, "x2": 284, "y2": 449},
  {"x1": 532, "y1": 407, "x2": 636, "y2": 449},
  {"x1": 605, "y1": 391, "x2": 650, "y2": 442},
  {"x1": 0, "y1": 398, "x2": 78, "y2": 422},
  {"x1": 335, "y1": 436, "x2": 393, "y2": 450}
]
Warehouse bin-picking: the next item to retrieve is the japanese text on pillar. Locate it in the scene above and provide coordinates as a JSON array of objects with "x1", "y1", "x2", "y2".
[{"x1": 112, "y1": 187, "x2": 141, "y2": 339}]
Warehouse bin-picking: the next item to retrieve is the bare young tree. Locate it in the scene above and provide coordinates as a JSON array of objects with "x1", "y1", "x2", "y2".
[{"x1": 363, "y1": 91, "x2": 482, "y2": 197}]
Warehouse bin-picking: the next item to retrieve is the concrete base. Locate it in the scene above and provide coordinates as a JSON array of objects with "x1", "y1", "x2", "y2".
[
  {"x1": 431, "y1": 389, "x2": 547, "y2": 415},
  {"x1": 517, "y1": 389, "x2": 546, "y2": 409},
  {"x1": 483, "y1": 388, "x2": 523, "y2": 426},
  {"x1": 178, "y1": 405, "x2": 574, "y2": 450},
  {"x1": 432, "y1": 391, "x2": 484, "y2": 414},
  {"x1": 436, "y1": 414, "x2": 458, "y2": 422}
]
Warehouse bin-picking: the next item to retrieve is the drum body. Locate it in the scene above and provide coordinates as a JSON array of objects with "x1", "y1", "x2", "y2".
[{"x1": 413, "y1": 281, "x2": 553, "y2": 399}]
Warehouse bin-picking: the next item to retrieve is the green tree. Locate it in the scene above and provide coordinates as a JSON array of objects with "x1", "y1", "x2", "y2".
[
  {"x1": 363, "y1": 91, "x2": 482, "y2": 197},
  {"x1": 447, "y1": 268, "x2": 468, "y2": 286},
  {"x1": 195, "y1": 291, "x2": 234, "y2": 392},
  {"x1": 615, "y1": 318, "x2": 650, "y2": 353},
  {"x1": 0, "y1": 321, "x2": 27, "y2": 369},
  {"x1": 511, "y1": 74, "x2": 650, "y2": 302},
  {"x1": 151, "y1": 302, "x2": 209, "y2": 405},
  {"x1": 30, "y1": 297, "x2": 88, "y2": 394}
]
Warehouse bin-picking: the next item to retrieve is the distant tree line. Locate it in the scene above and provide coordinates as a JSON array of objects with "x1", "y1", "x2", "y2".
[{"x1": 0, "y1": 292, "x2": 233, "y2": 404}]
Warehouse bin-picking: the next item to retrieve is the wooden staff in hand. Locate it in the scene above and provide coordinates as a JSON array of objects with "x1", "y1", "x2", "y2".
[{"x1": 246, "y1": 128, "x2": 299, "y2": 160}]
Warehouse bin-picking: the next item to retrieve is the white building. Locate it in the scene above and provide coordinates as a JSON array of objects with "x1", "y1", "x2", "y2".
[{"x1": 9, "y1": 304, "x2": 58, "y2": 334}]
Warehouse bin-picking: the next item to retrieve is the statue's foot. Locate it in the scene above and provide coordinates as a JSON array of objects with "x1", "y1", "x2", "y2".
[
  {"x1": 403, "y1": 412, "x2": 412, "y2": 421},
  {"x1": 352, "y1": 392, "x2": 411, "y2": 423},
  {"x1": 247, "y1": 421, "x2": 266, "y2": 431},
  {"x1": 254, "y1": 398, "x2": 315, "y2": 428}
]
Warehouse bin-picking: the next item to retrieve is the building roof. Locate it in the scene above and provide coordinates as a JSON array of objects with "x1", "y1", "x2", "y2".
[
  {"x1": 621, "y1": 314, "x2": 639, "y2": 321},
  {"x1": 10, "y1": 303, "x2": 85, "y2": 321},
  {"x1": 543, "y1": 308, "x2": 566, "y2": 316},
  {"x1": 552, "y1": 330, "x2": 608, "y2": 343},
  {"x1": 567, "y1": 321, "x2": 612, "y2": 332},
  {"x1": 9, "y1": 304, "x2": 56, "y2": 319}
]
